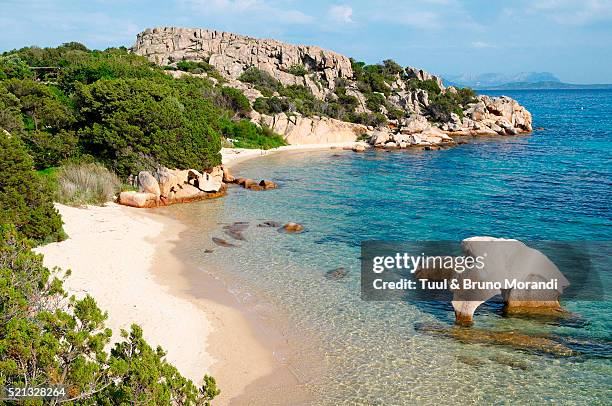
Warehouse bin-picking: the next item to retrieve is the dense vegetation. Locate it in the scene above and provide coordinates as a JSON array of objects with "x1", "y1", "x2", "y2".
[
  {"x1": 0, "y1": 43, "x2": 282, "y2": 405},
  {"x1": 0, "y1": 131, "x2": 64, "y2": 243},
  {"x1": 0, "y1": 44, "x2": 283, "y2": 179},
  {"x1": 0, "y1": 224, "x2": 220, "y2": 404},
  {"x1": 241, "y1": 67, "x2": 388, "y2": 126},
  {"x1": 241, "y1": 60, "x2": 476, "y2": 127}
]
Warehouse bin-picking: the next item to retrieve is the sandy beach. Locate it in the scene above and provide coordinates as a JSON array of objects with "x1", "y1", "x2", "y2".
[
  {"x1": 35, "y1": 203, "x2": 295, "y2": 405},
  {"x1": 222, "y1": 141, "x2": 364, "y2": 168},
  {"x1": 30, "y1": 145, "x2": 352, "y2": 404}
]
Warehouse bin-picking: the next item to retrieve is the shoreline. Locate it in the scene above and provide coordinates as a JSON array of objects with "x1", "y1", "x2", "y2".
[
  {"x1": 35, "y1": 202, "x2": 307, "y2": 405},
  {"x1": 34, "y1": 204, "x2": 216, "y2": 383},
  {"x1": 33, "y1": 145, "x2": 336, "y2": 404},
  {"x1": 222, "y1": 141, "x2": 363, "y2": 169}
]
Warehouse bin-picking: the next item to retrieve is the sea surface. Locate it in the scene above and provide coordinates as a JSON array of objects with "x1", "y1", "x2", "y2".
[{"x1": 167, "y1": 89, "x2": 611, "y2": 405}]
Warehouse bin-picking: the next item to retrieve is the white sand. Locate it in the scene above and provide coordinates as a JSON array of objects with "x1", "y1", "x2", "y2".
[
  {"x1": 222, "y1": 141, "x2": 364, "y2": 168},
  {"x1": 34, "y1": 203, "x2": 286, "y2": 404},
  {"x1": 34, "y1": 203, "x2": 215, "y2": 383},
  {"x1": 32, "y1": 142, "x2": 336, "y2": 403}
]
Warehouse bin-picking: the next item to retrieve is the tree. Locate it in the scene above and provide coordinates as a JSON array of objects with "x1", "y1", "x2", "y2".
[
  {"x1": 75, "y1": 78, "x2": 222, "y2": 177},
  {"x1": 0, "y1": 130, "x2": 64, "y2": 243},
  {"x1": 2, "y1": 79, "x2": 78, "y2": 168},
  {"x1": 0, "y1": 226, "x2": 220, "y2": 405}
]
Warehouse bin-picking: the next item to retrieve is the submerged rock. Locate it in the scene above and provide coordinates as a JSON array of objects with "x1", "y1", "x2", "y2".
[
  {"x1": 258, "y1": 179, "x2": 278, "y2": 190},
  {"x1": 258, "y1": 221, "x2": 282, "y2": 228},
  {"x1": 223, "y1": 222, "x2": 249, "y2": 241},
  {"x1": 235, "y1": 178, "x2": 278, "y2": 191},
  {"x1": 416, "y1": 323, "x2": 576, "y2": 357},
  {"x1": 212, "y1": 237, "x2": 237, "y2": 247},
  {"x1": 281, "y1": 222, "x2": 304, "y2": 233},
  {"x1": 325, "y1": 267, "x2": 348, "y2": 280}
]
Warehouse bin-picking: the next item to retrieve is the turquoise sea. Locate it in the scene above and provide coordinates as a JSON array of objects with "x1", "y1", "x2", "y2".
[{"x1": 168, "y1": 90, "x2": 611, "y2": 404}]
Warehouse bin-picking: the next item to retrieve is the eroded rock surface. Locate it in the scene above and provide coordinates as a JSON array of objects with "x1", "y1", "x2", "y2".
[
  {"x1": 133, "y1": 27, "x2": 533, "y2": 147},
  {"x1": 118, "y1": 166, "x2": 225, "y2": 208}
]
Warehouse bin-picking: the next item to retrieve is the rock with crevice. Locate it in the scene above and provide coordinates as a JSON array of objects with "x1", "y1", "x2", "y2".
[
  {"x1": 133, "y1": 27, "x2": 353, "y2": 91},
  {"x1": 257, "y1": 112, "x2": 368, "y2": 144},
  {"x1": 119, "y1": 166, "x2": 225, "y2": 208}
]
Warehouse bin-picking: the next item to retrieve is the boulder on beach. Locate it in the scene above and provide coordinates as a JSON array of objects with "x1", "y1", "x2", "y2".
[
  {"x1": 138, "y1": 171, "x2": 161, "y2": 198},
  {"x1": 119, "y1": 166, "x2": 226, "y2": 208}
]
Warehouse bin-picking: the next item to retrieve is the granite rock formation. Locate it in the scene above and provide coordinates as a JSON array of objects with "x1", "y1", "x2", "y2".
[{"x1": 133, "y1": 27, "x2": 533, "y2": 147}]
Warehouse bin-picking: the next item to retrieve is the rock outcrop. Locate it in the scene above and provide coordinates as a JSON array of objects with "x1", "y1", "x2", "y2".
[
  {"x1": 253, "y1": 111, "x2": 368, "y2": 144},
  {"x1": 368, "y1": 119, "x2": 455, "y2": 149},
  {"x1": 134, "y1": 27, "x2": 533, "y2": 148},
  {"x1": 119, "y1": 166, "x2": 225, "y2": 208},
  {"x1": 441, "y1": 96, "x2": 533, "y2": 136},
  {"x1": 134, "y1": 27, "x2": 352, "y2": 97},
  {"x1": 451, "y1": 237, "x2": 569, "y2": 325}
]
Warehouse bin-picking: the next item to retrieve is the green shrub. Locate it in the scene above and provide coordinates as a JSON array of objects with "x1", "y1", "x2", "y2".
[
  {"x1": 1, "y1": 79, "x2": 79, "y2": 168},
  {"x1": 222, "y1": 119, "x2": 286, "y2": 149},
  {"x1": 366, "y1": 93, "x2": 386, "y2": 112},
  {"x1": 407, "y1": 78, "x2": 441, "y2": 97},
  {"x1": 0, "y1": 130, "x2": 64, "y2": 243},
  {"x1": 346, "y1": 112, "x2": 387, "y2": 127},
  {"x1": 0, "y1": 226, "x2": 220, "y2": 405},
  {"x1": 0, "y1": 56, "x2": 34, "y2": 80},
  {"x1": 456, "y1": 87, "x2": 477, "y2": 105},
  {"x1": 428, "y1": 92, "x2": 463, "y2": 122},
  {"x1": 56, "y1": 163, "x2": 120, "y2": 206},
  {"x1": 75, "y1": 77, "x2": 222, "y2": 177},
  {"x1": 386, "y1": 107, "x2": 405, "y2": 120},
  {"x1": 176, "y1": 60, "x2": 225, "y2": 82},
  {"x1": 252, "y1": 96, "x2": 292, "y2": 115},
  {"x1": 220, "y1": 86, "x2": 251, "y2": 116},
  {"x1": 57, "y1": 48, "x2": 167, "y2": 91},
  {"x1": 0, "y1": 88, "x2": 24, "y2": 134},
  {"x1": 238, "y1": 67, "x2": 281, "y2": 96},
  {"x1": 382, "y1": 59, "x2": 404, "y2": 75},
  {"x1": 427, "y1": 87, "x2": 476, "y2": 122},
  {"x1": 337, "y1": 93, "x2": 359, "y2": 111},
  {"x1": 287, "y1": 64, "x2": 308, "y2": 76}
]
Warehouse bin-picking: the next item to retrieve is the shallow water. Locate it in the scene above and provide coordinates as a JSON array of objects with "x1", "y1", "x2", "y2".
[{"x1": 168, "y1": 89, "x2": 611, "y2": 404}]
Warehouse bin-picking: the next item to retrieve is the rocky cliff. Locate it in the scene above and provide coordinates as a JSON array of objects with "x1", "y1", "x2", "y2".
[
  {"x1": 133, "y1": 27, "x2": 532, "y2": 148},
  {"x1": 134, "y1": 27, "x2": 351, "y2": 98}
]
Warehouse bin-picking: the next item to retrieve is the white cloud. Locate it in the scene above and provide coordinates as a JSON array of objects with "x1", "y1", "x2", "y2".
[
  {"x1": 367, "y1": 1, "x2": 481, "y2": 31},
  {"x1": 524, "y1": 0, "x2": 612, "y2": 26},
  {"x1": 328, "y1": 4, "x2": 353, "y2": 24},
  {"x1": 180, "y1": 0, "x2": 313, "y2": 24}
]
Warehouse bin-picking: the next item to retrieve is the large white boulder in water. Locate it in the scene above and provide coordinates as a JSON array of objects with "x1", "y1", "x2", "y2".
[{"x1": 451, "y1": 237, "x2": 570, "y2": 325}]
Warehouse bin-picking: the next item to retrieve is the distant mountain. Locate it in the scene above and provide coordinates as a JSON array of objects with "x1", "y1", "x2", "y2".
[
  {"x1": 444, "y1": 72, "x2": 561, "y2": 88},
  {"x1": 468, "y1": 81, "x2": 612, "y2": 90},
  {"x1": 443, "y1": 72, "x2": 612, "y2": 90}
]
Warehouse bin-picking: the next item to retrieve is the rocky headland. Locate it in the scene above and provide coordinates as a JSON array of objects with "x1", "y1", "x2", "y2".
[{"x1": 133, "y1": 27, "x2": 533, "y2": 149}]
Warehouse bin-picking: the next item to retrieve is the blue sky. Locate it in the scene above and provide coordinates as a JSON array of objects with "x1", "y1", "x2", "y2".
[{"x1": 1, "y1": 0, "x2": 611, "y2": 83}]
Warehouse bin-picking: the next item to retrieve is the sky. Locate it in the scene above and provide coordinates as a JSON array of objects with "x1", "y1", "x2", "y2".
[{"x1": 0, "y1": 0, "x2": 611, "y2": 84}]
